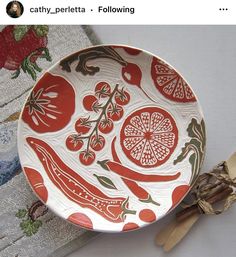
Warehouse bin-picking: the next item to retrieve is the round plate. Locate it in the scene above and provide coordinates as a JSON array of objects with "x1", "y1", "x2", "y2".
[{"x1": 18, "y1": 45, "x2": 206, "y2": 232}]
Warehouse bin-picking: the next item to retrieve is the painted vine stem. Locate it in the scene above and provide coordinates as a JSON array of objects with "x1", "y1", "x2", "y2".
[
  {"x1": 77, "y1": 84, "x2": 124, "y2": 157},
  {"x1": 174, "y1": 118, "x2": 206, "y2": 183}
]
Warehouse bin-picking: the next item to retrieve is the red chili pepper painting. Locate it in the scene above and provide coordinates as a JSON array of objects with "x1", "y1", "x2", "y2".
[
  {"x1": 98, "y1": 159, "x2": 180, "y2": 182},
  {"x1": 111, "y1": 137, "x2": 160, "y2": 206},
  {"x1": 26, "y1": 136, "x2": 136, "y2": 223}
]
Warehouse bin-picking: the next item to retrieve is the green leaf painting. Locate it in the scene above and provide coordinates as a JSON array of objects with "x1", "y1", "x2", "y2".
[
  {"x1": 93, "y1": 174, "x2": 117, "y2": 190},
  {"x1": 174, "y1": 118, "x2": 206, "y2": 183}
]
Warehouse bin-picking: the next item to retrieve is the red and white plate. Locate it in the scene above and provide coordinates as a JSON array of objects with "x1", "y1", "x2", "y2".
[{"x1": 18, "y1": 45, "x2": 206, "y2": 232}]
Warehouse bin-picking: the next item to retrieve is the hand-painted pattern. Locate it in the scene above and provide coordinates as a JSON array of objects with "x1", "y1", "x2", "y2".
[
  {"x1": 111, "y1": 137, "x2": 160, "y2": 206},
  {"x1": 151, "y1": 57, "x2": 196, "y2": 102},
  {"x1": 98, "y1": 159, "x2": 180, "y2": 182},
  {"x1": 120, "y1": 107, "x2": 178, "y2": 168},
  {"x1": 174, "y1": 118, "x2": 206, "y2": 183},
  {"x1": 24, "y1": 167, "x2": 48, "y2": 203},
  {"x1": 18, "y1": 45, "x2": 205, "y2": 232},
  {"x1": 65, "y1": 82, "x2": 130, "y2": 166},
  {"x1": 59, "y1": 46, "x2": 152, "y2": 100},
  {"x1": 22, "y1": 72, "x2": 75, "y2": 133},
  {"x1": 26, "y1": 137, "x2": 136, "y2": 223},
  {"x1": 60, "y1": 46, "x2": 127, "y2": 75}
]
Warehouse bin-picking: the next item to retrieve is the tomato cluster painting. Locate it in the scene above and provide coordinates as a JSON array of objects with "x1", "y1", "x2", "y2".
[
  {"x1": 65, "y1": 81, "x2": 130, "y2": 166},
  {"x1": 18, "y1": 45, "x2": 205, "y2": 232}
]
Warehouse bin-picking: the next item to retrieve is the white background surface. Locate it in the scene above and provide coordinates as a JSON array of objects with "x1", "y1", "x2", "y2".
[
  {"x1": 68, "y1": 26, "x2": 236, "y2": 257},
  {"x1": 1, "y1": 0, "x2": 235, "y2": 25}
]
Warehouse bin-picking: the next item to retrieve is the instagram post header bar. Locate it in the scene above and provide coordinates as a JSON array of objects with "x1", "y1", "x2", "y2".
[{"x1": 0, "y1": 0, "x2": 235, "y2": 25}]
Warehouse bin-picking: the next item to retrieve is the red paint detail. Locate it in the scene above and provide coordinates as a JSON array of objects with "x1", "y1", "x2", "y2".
[
  {"x1": 122, "y1": 178, "x2": 149, "y2": 199},
  {"x1": 22, "y1": 72, "x2": 75, "y2": 133},
  {"x1": 107, "y1": 104, "x2": 124, "y2": 121},
  {"x1": 24, "y1": 167, "x2": 48, "y2": 203},
  {"x1": 90, "y1": 135, "x2": 105, "y2": 151},
  {"x1": 104, "y1": 160, "x2": 180, "y2": 182},
  {"x1": 26, "y1": 136, "x2": 127, "y2": 223},
  {"x1": 123, "y1": 48, "x2": 141, "y2": 55},
  {"x1": 112, "y1": 46, "x2": 141, "y2": 56},
  {"x1": 139, "y1": 209, "x2": 156, "y2": 223},
  {"x1": 79, "y1": 150, "x2": 96, "y2": 166},
  {"x1": 98, "y1": 118, "x2": 114, "y2": 134},
  {"x1": 111, "y1": 137, "x2": 121, "y2": 163},
  {"x1": 122, "y1": 222, "x2": 139, "y2": 231},
  {"x1": 144, "y1": 131, "x2": 152, "y2": 140},
  {"x1": 75, "y1": 118, "x2": 91, "y2": 134},
  {"x1": 83, "y1": 95, "x2": 98, "y2": 111},
  {"x1": 66, "y1": 134, "x2": 84, "y2": 151},
  {"x1": 95, "y1": 81, "x2": 111, "y2": 98},
  {"x1": 151, "y1": 57, "x2": 196, "y2": 103},
  {"x1": 171, "y1": 184, "x2": 190, "y2": 209},
  {"x1": 2, "y1": 26, "x2": 47, "y2": 70},
  {"x1": 68, "y1": 212, "x2": 93, "y2": 229},
  {"x1": 120, "y1": 107, "x2": 178, "y2": 168},
  {"x1": 122, "y1": 62, "x2": 142, "y2": 87},
  {"x1": 115, "y1": 90, "x2": 130, "y2": 106},
  {"x1": 111, "y1": 137, "x2": 149, "y2": 199}
]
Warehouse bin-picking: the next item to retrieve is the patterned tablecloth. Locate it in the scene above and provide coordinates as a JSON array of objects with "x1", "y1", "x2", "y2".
[{"x1": 0, "y1": 25, "x2": 100, "y2": 257}]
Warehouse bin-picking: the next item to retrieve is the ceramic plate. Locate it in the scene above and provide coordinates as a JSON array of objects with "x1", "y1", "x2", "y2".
[{"x1": 18, "y1": 45, "x2": 206, "y2": 232}]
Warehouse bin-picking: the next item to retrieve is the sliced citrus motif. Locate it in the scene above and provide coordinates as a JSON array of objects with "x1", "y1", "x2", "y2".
[
  {"x1": 151, "y1": 57, "x2": 196, "y2": 102},
  {"x1": 120, "y1": 107, "x2": 178, "y2": 168}
]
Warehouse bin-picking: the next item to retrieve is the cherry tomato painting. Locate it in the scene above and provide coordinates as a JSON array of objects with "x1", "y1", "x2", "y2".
[
  {"x1": 95, "y1": 81, "x2": 111, "y2": 98},
  {"x1": 98, "y1": 118, "x2": 114, "y2": 134},
  {"x1": 115, "y1": 90, "x2": 130, "y2": 106},
  {"x1": 79, "y1": 150, "x2": 96, "y2": 166},
  {"x1": 75, "y1": 118, "x2": 91, "y2": 134},
  {"x1": 90, "y1": 135, "x2": 105, "y2": 151},
  {"x1": 66, "y1": 134, "x2": 84, "y2": 151},
  {"x1": 83, "y1": 95, "x2": 99, "y2": 112},
  {"x1": 107, "y1": 104, "x2": 124, "y2": 121}
]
